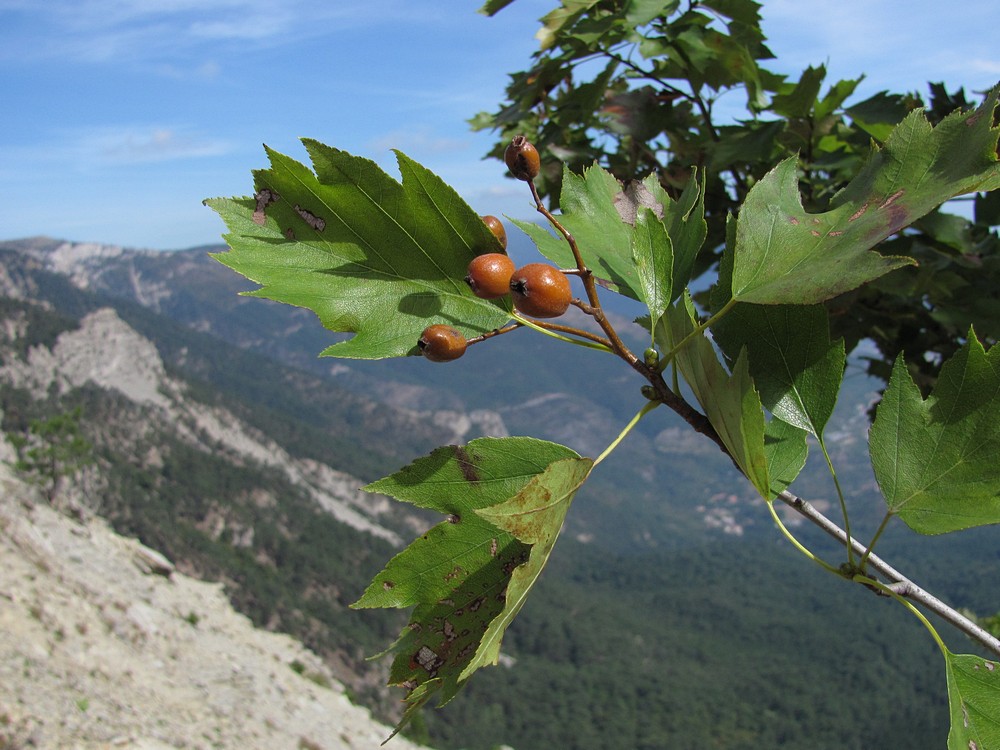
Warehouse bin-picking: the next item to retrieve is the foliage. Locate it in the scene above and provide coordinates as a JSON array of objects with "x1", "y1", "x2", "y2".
[
  {"x1": 7, "y1": 407, "x2": 94, "y2": 503},
  {"x1": 472, "y1": 0, "x2": 1000, "y2": 394},
  {"x1": 207, "y1": 1, "x2": 1000, "y2": 745}
]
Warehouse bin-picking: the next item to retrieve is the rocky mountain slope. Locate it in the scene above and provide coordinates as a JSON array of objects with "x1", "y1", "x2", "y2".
[
  {"x1": 0, "y1": 443, "x2": 427, "y2": 750},
  {"x1": 2, "y1": 236, "x2": 993, "y2": 749},
  {"x1": 1, "y1": 304, "x2": 405, "y2": 546}
]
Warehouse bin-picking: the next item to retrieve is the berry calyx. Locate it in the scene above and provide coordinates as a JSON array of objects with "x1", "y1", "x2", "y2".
[
  {"x1": 481, "y1": 215, "x2": 507, "y2": 250},
  {"x1": 509, "y1": 263, "x2": 572, "y2": 318},
  {"x1": 465, "y1": 253, "x2": 516, "y2": 300},
  {"x1": 418, "y1": 325, "x2": 467, "y2": 362},
  {"x1": 504, "y1": 135, "x2": 541, "y2": 182}
]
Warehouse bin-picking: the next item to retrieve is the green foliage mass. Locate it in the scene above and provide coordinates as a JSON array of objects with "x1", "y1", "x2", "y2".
[
  {"x1": 207, "y1": 64, "x2": 1000, "y2": 740},
  {"x1": 473, "y1": 0, "x2": 1000, "y2": 394}
]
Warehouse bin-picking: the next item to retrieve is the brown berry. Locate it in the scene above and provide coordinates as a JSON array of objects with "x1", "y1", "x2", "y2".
[
  {"x1": 418, "y1": 325, "x2": 467, "y2": 362},
  {"x1": 504, "y1": 135, "x2": 541, "y2": 181},
  {"x1": 509, "y1": 263, "x2": 572, "y2": 318},
  {"x1": 481, "y1": 215, "x2": 507, "y2": 250},
  {"x1": 466, "y1": 253, "x2": 516, "y2": 299}
]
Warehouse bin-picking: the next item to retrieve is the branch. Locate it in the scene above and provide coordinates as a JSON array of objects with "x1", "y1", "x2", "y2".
[{"x1": 776, "y1": 490, "x2": 1000, "y2": 659}]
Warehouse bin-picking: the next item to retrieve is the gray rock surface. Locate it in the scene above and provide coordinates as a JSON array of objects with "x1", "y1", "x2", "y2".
[{"x1": 0, "y1": 457, "x2": 427, "y2": 750}]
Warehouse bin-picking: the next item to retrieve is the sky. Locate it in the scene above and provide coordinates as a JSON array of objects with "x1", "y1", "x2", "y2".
[{"x1": 1, "y1": 0, "x2": 998, "y2": 251}]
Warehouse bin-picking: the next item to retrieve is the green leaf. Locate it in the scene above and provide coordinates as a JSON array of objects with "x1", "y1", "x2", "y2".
[
  {"x1": 355, "y1": 437, "x2": 578, "y2": 608},
  {"x1": 478, "y1": 0, "x2": 517, "y2": 15},
  {"x1": 656, "y1": 294, "x2": 769, "y2": 496},
  {"x1": 700, "y1": 0, "x2": 762, "y2": 25},
  {"x1": 624, "y1": 0, "x2": 680, "y2": 26},
  {"x1": 763, "y1": 417, "x2": 808, "y2": 497},
  {"x1": 846, "y1": 90, "x2": 914, "y2": 142},
  {"x1": 467, "y1": 455, "x2": 594, "y2": 678},
  {"x1": 869, "y1": 337, "x2": 1000, "y2": 534},
  {"x1": 944, "y1": 649, "x2": 1000, "y2": 749},
  {"x1": 632, "y1": 207, "x2": 673, "y2": 332},
  {"x1": 730, "y1": 86, "x2": 1000, "y2": 305},
  {"x1": 713, "y1": 304, "x2": 845, "y2": 438},
  {"x1": 770, "y1": 65, "x2": 826, "y2": 119},
  {"x1": 536, "y1": 0, "x2": 603, "y2": 48},
  {"x1": 353, "y1": 437, "x2": 581, "y2": 735},
  {"x1": 661, "y1": 171, "x2": 708, "y2": 301},
  {"x1": 205, "y1": 141, "x2": 511, "y2": 360}
]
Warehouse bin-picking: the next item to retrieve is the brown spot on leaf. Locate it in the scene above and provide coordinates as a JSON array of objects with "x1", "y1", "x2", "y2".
[
  {"x1": 613, "y1": 181, "x2": 665, "y2": 226},
  {"x1": 446, "y1": 514, "x2": 461, "y2": 524},
  {"x1": 453, "y1": 445, "x2": 480, "y2": 484},
  {"x1": 829, "y1": 230, "x2": 844, "y2": 237},
  {"x1": 789, "y1": 217, "x2": 800, "y2": 225},
  {"x1": 986, "y1": 661, "x2": 996, "y2": 672},
  {"x1": 444, "y1": 565, "x2": 464, "y2": 582},
  {"x1": 283, "y1": 227, "x2": 295, "y2": 240},
  {"x1": 294, "y1": 204, "x2": 326, "y2": 231},
  {"x1": 849, "y1": 204, "x2": 868, "y2": 222},
  {"x1": 490, "y1": 538, "x2": 498, "y2": 557},
  {"x1": 413, "y1": 646, "x2": 443, "y2": 674},
  {"x1": 880, "y1": 189, "x2": 905, "y2": 209},
  {"x1": 810, "y1": 230, "x2": 821, "y2": 237},
  {"x1": 382, "y1": 580, "x2": 395, "y2": 590},
  {"x1": 252, "y1": 188, "x2": 279, "y2": 225}
]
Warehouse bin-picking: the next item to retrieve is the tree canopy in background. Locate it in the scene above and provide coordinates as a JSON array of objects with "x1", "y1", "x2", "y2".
[{"x1": 473, "y1": 0, "x2": 1000, "y2": 394}]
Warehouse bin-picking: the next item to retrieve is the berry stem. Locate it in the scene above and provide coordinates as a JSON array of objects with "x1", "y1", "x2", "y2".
[
  {"x1": 527, "y1": 180, "x2": 638, "y2": 367},
  {"x1": 512, "y1": 313, "x2": 614, "y2": 352},
  {"x1": 466, "y1": 322, "x2": 523, "y2": 345}
]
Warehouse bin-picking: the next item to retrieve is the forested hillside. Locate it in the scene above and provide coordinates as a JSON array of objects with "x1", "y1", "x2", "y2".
[{"x1": 1, "y1": 238, "x2": 995, "y2": 748}]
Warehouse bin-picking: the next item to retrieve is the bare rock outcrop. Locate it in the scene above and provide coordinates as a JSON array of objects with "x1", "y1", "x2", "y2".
[{"x1": 0, "y1": 460, "x2": 427, "y2": 750}]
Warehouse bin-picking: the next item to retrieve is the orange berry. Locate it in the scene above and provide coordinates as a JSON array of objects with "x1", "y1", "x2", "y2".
[
  {"x1": 466, "y1": 253, "x2": 516, "y2": 299},
  {"x1": 509, "y1": 263, "x2": 572, "y2": 318},
  {"x1": 418, "y1": 325, "x2": 467, "y2": 362}
]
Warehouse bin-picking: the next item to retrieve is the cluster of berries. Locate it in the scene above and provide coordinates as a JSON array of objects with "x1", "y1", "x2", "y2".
[{"x1": 418, "y1": 137, "x2": 574, "y2": 363}]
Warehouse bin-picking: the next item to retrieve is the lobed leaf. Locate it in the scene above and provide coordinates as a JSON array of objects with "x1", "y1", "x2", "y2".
[
  {"x1": 352, "y1": 437, "x2": 583, "y2": 736},
  {"x1": 205, "y1": 141, "x2": 511, "y2": 360},
  {"x1": 730, "y1": 85, "x2": 1000, "y2": 305},
  {"x1": 869, "y1": 336, "x2": 1000, "y2": 534},
  {"x1": 469, "y1": 456, "x2": 594, "y2": 678},
  {"x1": 944, "y1": 650, "x2": 1000, "y2": 749}
]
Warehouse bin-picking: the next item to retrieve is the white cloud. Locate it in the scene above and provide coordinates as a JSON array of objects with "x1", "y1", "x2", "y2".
[
  {"x1": 0, "y1": 0, "x2": 448, "y2": 64},
  {"x1": 0, "y1": 125, "x2": 232, "y2": 170},
  {"x1": 82, "y1": 126, "x2": 232, "y2": 164},
  {"x1": 367, "y1": 126, "x2": 471, "y2": 156}
]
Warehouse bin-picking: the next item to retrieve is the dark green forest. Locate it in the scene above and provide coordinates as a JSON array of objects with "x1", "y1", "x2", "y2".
[{"x1": 2, "y1": 257, "x2": 994, "y2": 748}]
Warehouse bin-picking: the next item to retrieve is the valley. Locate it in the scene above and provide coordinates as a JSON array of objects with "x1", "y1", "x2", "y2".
[{"x1": 1, "y1": 236, "x2": 996, "y2": 749}]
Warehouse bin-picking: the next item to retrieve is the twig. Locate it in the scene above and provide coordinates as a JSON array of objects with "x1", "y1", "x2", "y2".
[{"x1": 776, "y1": 490, "x2": 1000, "y2": 659}]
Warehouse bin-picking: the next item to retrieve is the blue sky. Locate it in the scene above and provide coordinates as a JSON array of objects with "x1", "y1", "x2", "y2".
[{"x1": 1, "y1": 0, "x2": 998, "y2": 251}]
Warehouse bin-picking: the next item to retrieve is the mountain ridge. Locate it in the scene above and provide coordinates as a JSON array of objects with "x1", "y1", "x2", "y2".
[{"x1": 0, "y1": 435, "x2": 429, "y2": 750}]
